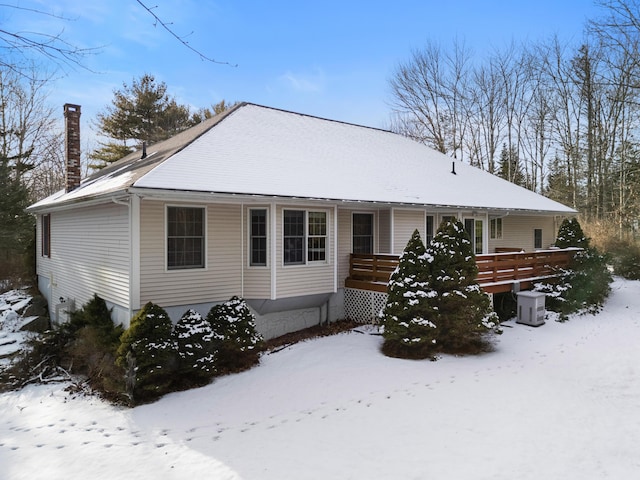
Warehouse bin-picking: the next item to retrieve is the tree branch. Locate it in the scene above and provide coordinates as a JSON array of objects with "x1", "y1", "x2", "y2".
[{"x1": 135, "y1": 0, "x2": 237, "y2": 67}]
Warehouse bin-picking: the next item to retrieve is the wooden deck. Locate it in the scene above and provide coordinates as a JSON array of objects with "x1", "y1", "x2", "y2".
[{"x1": 345, "y1": 249, "x2": 578, "y2": 294}]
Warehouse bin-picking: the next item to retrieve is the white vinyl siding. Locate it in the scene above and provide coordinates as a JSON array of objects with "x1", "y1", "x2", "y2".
[
  {"x1": 243, "y1": 206, "x2": 271, "y2": 298},
  {"x1": 275, "y1": 205, "x2": 334, "y2": 298},
  {"x1": 378, "y1": 209, "x2": 391, "y2": 253},
  {"x1": 140, "y1": 201, "x2": 242, "y2": 306},
  {"x1": 36, "y1": 203, "x2": 130, "y2": 312},
  {"x1": 487, "y1": 215, "x2": 556, "y2": 252},
  {"x1": 337, "y1": 208, "x2": 354, "y2": 287},
  {"x1": 393, "y1": 209, "x2": 425, "y2": 255}
]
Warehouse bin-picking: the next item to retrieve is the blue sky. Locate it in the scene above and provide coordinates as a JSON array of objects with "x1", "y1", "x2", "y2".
[{"x1": 4, "y1": 0, "x2": 603, "y2": 141}]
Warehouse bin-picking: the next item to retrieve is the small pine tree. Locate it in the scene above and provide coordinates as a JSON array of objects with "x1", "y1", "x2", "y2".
[
  {"x1": 0, "y1": 153, "x2": 35, "y2": 277},
  {"x1": 173, "y1": 309, "x2": 217, "y2": 384},
  {"x1": 537, "y1": 218, "x2": 611, "y2": 318},
  {"x1": 380, "y1": 229, "x2": 439, "y2": 359},
  {"x1": 426, "y1": 220, "x2": 500, "y2": 353},
  {"x1": 554, "y1": 217, "x2": 589, "y2": 249},
  {"x1": 67, "y1": 294, "x2": 122, "y2": 344},
  {"x1": 116, "y1": 302, "x2": 176, "y2": 403},
  {"x1": 206, "y1": 297, "x2": 264, "y2": 373}
]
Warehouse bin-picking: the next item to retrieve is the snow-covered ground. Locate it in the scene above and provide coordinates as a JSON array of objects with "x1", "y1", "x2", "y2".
[
  {"x1": 0, "y1": 290, "x2": 36, "y2": 365},
  {"x1": 1, "y1": 278, "x2": 639, "y2": 480}
]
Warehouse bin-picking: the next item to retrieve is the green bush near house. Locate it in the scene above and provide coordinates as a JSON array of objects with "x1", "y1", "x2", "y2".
[
  {"x1": 381, "y1": 222, "x2": 501, "y2": 360},
  {"x1": 536, "y1": 218, "x2": 612, "y2": 319},
  {"x1": 380, "y1": 229, "x2": 439, "y2": 359},
  {"x1": 2, "y1": 294, "x2": 126, "y2": 400},
  {"x1": 116, "y1": 302, "x2": 177, "y2": 404},
  {"x1": 425, "y1": 220, "x2": 500, "y2": 354},
  {"x1": 206, "y1": 296, "x2": 264, "y2": 374},
  {"x1": 66, "y1": 295, "x2": 125, "y2": 398},
  {"x1": 173, "y1": 309, "x2": 217, "y2": 385}
]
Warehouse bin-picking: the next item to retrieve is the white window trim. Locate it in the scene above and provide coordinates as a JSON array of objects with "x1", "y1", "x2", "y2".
[
  {"x1": 165, "y1": 204, "x2": 208, "y2": 272},
  {"x1": 490, "y1": 217, "x2": 503, "y2": 240},
  {"x1": 248, "y1": 207, "x2": 269, "y2": 268},
  {"x1": 534, "y1": 228, "x2": 543, "y2": 249},
  {"x1": 282, "y1": 208, "x2": 330, "y2": 267},
  {"x1": 352, "y1": 211, "x2": 375, "y2": 254}
]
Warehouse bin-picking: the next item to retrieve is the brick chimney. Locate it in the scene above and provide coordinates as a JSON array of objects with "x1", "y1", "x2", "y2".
[{"x1": 64, "y1": 104, "x2": 81, "y2": 192}]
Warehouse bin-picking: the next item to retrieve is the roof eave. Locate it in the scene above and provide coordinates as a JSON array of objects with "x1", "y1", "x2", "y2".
[{"x1": 126, "y1": 186, "x2": 578, "y2": 215}]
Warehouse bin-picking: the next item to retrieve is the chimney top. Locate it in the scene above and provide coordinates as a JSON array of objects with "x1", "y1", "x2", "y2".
[{"x1": 64, "y1": 104, "x2": 82, "y2": 192}]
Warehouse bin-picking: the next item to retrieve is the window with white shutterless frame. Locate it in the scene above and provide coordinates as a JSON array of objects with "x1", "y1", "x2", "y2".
[
  {"x1": 283, "y1": 209, "x2": 328, "y2": 265},
  {"x1": 166, "y1": 205, "x2": 206, "y2": 270},
  {"x1": 249, "y1": 208, "x2": 268, "y2": 267}
]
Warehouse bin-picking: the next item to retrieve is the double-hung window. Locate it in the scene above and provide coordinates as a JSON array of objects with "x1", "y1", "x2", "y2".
[
  {"x1": 308, "y1": 212, "x2": 327, "y2": 262},
  {"x1": 283, "y1": 209, "x2": 327, "y2": 265},
  {"x1": 167, "y1": 206, "x2": 205, "y2": 270},
  {"x1": 490, "y1": 218, "x2": 503, "y2": 239},
  {"x1": 250, "y1": 209, "x2": 267, "y2": 266}
]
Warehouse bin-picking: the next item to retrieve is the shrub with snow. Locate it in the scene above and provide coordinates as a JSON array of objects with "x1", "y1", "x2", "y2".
[
  {"x1": 554, "y1": 217, "x2": 589, "y2": 249},
  {"x1": 380, "y1": 229, "x2": 439, "y2": 359},
  {"x1": 173, "y1": 309, "x2": 217, "y2": 383},
  {"x1": 66, "y1": 295, "x2": 124, "y2": 398},
  {"x1": 536, "y1": 218, "x2": 611, "y2": 319},
  {"x1": 206, "y1": 297, "x2": 264, "y2": 373},
  {"x1": 116, "y1": 302, "x2": 177, "y2": 403},
  {"x1": 425, "y1": 220, "x2": 500, "y2": 354}
]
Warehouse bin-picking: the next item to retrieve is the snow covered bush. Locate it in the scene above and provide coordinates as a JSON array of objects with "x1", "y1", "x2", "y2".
[
  {"x1": 67, "y1": 294, "x2": 123, "y2": 345},
  {"x1": 2, "y1": 294, "x2": 126, "y2": 399},
  {"x1": 173, "y1": 309, "x2": 217, "y2": 384},
  {"x1": 67, "y1": 295, "x2": 124, "y2": 398},
  {"x1": 425, "y1": 220, "x2": 500, "y2": 354},
  {"x1": 116, "y1": 302, "x2": 177, "y2": 403},
  {"x1": 554, "y1": 217, "x2": 589, "y2": 249},
  {"x1": 536, "y1": 218, "x2": 611, "y2": 319},
  {"x1": 607, "y1": 240, "x2": 640, "y2": 280},
  {"x1": 206, "y1": 296, "x2": 264, "y2": 373},
  {"x1": 380, "y1": 229, "x2": 439, "y2": 359}
]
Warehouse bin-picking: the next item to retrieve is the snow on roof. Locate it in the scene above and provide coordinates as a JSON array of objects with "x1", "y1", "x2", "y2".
[{"x1": 31, "y1": 103, "x2": 576, "y2": 214}]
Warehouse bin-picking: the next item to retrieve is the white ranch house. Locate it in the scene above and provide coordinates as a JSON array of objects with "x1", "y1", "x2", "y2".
[{"x1": 28, "y1": 103, "x2": 577, "y2": 339}]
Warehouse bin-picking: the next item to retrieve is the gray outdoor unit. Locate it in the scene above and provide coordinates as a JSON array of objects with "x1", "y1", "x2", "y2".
[{"x1": 516, "y1": 291, "x2": 546, "y2": 326}]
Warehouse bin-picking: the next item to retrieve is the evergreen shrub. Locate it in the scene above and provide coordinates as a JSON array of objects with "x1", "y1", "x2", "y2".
[
  {"x1": 116, "y1": 302, "x2": 176, "y2": 403},
  {"x1": 536, "y1": 218, "x2": 612, "y2": 319},
  {"x1": 67, "y1": 295, "x2": 125, "y2": 398},
  {"x1": 380, "y1": 229, "x2": 439, "y2": 359},
  {"x1": 607, "y1": 240, "x2": 640, "y2": 280},
  {"x1": 426, "y1": 220, "x2": 500, "y2": 354},
  {"x1": 206, "y1": 296, "x2": 264, "y2": 373},
  {"x1": 173, "y1": 309, "x2": 217, "y2": 385}
]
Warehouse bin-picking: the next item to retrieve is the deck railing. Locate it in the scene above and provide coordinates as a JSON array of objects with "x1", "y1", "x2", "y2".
[{"x1": 345, "y1": 248, "x2": 579, "y2": 294}]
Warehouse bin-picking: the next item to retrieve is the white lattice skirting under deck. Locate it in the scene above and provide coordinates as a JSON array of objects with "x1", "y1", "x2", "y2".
[{"x1": 344, "y1": 288, "x2": 387, "y2": 324}]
